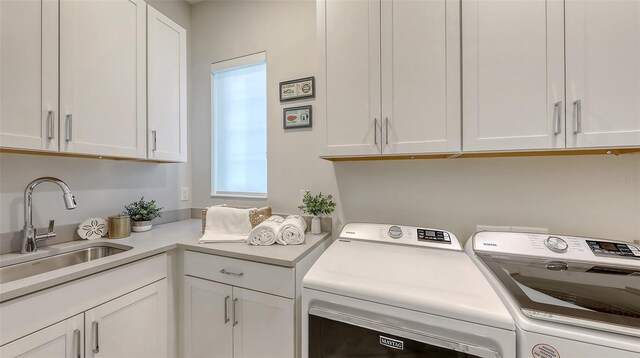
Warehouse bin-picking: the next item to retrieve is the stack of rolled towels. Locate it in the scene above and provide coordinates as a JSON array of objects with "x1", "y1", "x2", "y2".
[{"x1": 247, "y1": 215, "x2": 307, "y2": 246}]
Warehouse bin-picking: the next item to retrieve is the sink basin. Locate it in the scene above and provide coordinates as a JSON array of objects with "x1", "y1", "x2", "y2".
[{"x1": 0, "y1": 244, "x2": 132, "y2": 284}]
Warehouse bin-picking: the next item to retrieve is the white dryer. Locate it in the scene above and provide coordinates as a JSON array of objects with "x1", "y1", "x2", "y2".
[
  {"x1": 302, "y1": 223, "x2": 516, "y2": 357},
  {"x1": 466, "y1": 231, "x2": 640, "y2": 358}
]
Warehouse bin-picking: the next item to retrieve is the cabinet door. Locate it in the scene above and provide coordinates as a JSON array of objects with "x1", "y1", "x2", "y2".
[
  {"x1": 566, "y1": 0, "x2": 640, "y2": 148},
  {"x1": 0, "y1": 0, "x2": 58, "y2": 151},
  {"x1": 320, "y1": 0, "x2": 382, "y2": 156},
  {"x1": 381, "y1": 0, "x2": 460, "y2": 154},
  {"x1": 0, "y1": 314, "x2": 83, "y2": 358},
  {"x1": 60, "y1": 0, "x2": 146, "y2": 158},
  {"x1": 462, "y1": 0, "x2": 565, "y2": 151},
  {"x1": 183, "y1": 277, "x2": 233, "y2": 358},
  {"x1": 232, "y1": 287, "x2": 294, "y2": 358},
  {"x1": 147, "y1": 5, "x2": 188, "y2": 162},
  {"x1": 85, "y1": 279, "x2": 167, "y2": 358}
]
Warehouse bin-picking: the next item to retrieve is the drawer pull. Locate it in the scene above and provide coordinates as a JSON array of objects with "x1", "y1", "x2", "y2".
[{"x1": 220, "y1": 268, "x2": 243, "y2": 277}]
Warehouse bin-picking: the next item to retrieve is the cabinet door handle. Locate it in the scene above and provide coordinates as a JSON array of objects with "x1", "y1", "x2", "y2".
[
  {"x1": 553, "y1": 101, "x2": 562, "y2": 135},
  {"x1": 47, "y1": 110, "x2": 55, "y2": 140},
  {"x1": 224, "y1": 295, "x2": 230, "y2": 323},
  {"x1": 233, "y1": 298, "x2": 239, "y2": 326},
  {"x1": 385, "y1": 117, "x2": 389, "y2": 145},
  {"x1": 73, "y1": 329, "x2": 81, "y2": 358},
  {"x1": 92, "y1": 321, "x2": 99, "y2": 353},
  {"x1": 65, "y1": 114, "x2": 73, "y2": 142},
  {"x1": 219, "y1": 269, "x2": 243, "y2": 277},
  {"x1": 152, "y1": 130, "x2": 157, "y2": 151},
  {"x1": 373, "y1": 118, "x2": 378, "y2": 145},
  {"x1": 573, "y1": 100, "x2": 582, "y2": 134}
]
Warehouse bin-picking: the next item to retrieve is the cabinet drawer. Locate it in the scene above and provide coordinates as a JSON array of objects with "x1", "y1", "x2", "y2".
[{"x1": 184, "y1": 251, "x2": 294, "y2": 298}]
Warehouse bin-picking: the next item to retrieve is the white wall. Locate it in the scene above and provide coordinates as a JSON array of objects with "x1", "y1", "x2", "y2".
[
  {"x1": 191, "y1": 0, "x2": 640, "y2": 244},
  {"x1": 0, "y1": 0, "x2": 192, "y2": 234}
]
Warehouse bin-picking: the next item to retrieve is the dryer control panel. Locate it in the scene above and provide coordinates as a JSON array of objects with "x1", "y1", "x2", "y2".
[{"x1": 339, "y1": 223, "x2": 461, "y2": 251}]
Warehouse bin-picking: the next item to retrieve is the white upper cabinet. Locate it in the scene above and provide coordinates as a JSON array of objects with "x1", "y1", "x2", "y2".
[
  {"x1": 321, "y1": 0, "x2": 382, "y2": 156},
  {"x1": 320, "y1": 0, "x2": 460, "y2": 157},
  {"x1": 0, "y1": 0, "x2": 58, "y2": 151},
  {"x1": 462, "y1": 0, "x2": 565, "y2": 152},
  {"x1": 60, "y1": 0, "x2": 147, "y2": 158},
  {"x1": 565, "y1": 0, "x2": 640, "y2": 148},
  {"x1": 381, "y1": 0, "x2": 460, "y2": 154},
  {"x1": 147, "y1": 5, "x2": 188, "y2": 162}
]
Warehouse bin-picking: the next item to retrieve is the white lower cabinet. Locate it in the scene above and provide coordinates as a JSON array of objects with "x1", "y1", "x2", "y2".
[
  {"x1": 85, "y1": 280, "x2": 168, "y2": 358},
  {"x1": 183, "y1": 276, "x2": 294, "y2": 358},
  {"x1": 0, "y1": 314, "x2": 83, "y2": 358},
  {"x1": 232, "y1": 287, "x2": 294, "y2": 358}
]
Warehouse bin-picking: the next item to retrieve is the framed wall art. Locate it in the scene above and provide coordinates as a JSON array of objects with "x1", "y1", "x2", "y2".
[
  {"x1": 283, "y1": 105, "x2": 312, "y2": 129},
  {"x1": 279, "y1": 76, "x2": 315, "y2": 102}
]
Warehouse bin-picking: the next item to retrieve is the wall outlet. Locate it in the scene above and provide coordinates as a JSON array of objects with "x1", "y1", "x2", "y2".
[{"x1": 181, "y1": 187, "x2": 189, "y2": 201}]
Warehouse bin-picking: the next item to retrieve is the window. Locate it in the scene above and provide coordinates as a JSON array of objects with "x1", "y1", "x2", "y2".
[{"x1": 211, "y1": 53, "x2": 267, "y2": 198}]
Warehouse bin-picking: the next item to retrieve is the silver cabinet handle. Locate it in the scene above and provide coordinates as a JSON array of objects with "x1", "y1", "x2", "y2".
[
  {"x1": 219, "y1": 269, "x2": 243, "y2": 277},
  {"x1": 224, "y1": 295, "x2": 230, "y2": 323},
  {"x1": 73, "y1": 329, "x2": 81, "y2": 358},
  {"x1": 65, "y1": 114, "x2": 73, "y2": 142},
  {"x1": 385, "y1": 117, "x2": 389, "y2": 145},
  {"x1": 573, "y1": 100, "x2": 582, "y2": 134},
  {"x1": 233, "y1": 298, "x2": 239, "y2": 327},
  {"x1": 47, "y1": 110, "x2": 55, "y2": 140},
  {"x1": 373, "y1": 118, "x2": 378, "y2": 145},
  {"x1": 553, "y1": 101, "x2": 562, "y2": 135},
  {"x1": 151, "y1": 130, "x2": 157, "y2": 151},
  {"x1": 92, "y1": 321, "x2": 99, "y2": 353}
]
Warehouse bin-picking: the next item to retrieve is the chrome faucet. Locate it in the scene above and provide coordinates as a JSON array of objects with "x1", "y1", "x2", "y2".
[{"x1": 22, "y1": 177, "x2": 77, "y2": 253}]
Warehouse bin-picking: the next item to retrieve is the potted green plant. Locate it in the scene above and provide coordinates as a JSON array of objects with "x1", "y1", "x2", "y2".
[
  {"x1": 122, "y1": 197, "x2": 163, "y2": 232},
  {"x1": 298, "y1": 191, "x2": 336, "y2": 234}
]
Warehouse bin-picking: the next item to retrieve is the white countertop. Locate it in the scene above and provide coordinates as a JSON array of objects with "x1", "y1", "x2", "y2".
[{"x1": 0, "y1": 219, "x2": 331, "y2": 302}]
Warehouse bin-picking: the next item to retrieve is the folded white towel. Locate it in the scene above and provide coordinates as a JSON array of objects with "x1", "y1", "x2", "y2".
[
  {"x1": 276, "y1": 215, "x2": 307, "y2": 245},
  {"x1": 199, "y1": 206, "x2": 255, "y2": 244},
  {"x1": 247, "y1": 220, "x2": 282, "y2": 246}
]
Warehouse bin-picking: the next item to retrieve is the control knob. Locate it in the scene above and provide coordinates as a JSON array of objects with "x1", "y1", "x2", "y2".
[
  {"x1": 544, "y1": 236, "x2": 568, "y2": 253},
  {"x1": 388, "y1": 226, "x2": 403, "y2": 239}
]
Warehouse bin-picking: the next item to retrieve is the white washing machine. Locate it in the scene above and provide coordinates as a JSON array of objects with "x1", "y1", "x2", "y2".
[
  {"x1": 466, "y1": 231, "x2": 640, "y2": 358},
  {"x1": 302, "y1": 223, "x2": 516, "y2": 357}
]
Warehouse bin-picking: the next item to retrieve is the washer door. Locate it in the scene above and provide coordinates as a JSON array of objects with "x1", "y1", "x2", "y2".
[{"x1": 308, "y1": 308, "x2": 498, "y2": 358}]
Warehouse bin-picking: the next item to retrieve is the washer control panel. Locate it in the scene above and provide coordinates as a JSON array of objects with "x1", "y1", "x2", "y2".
[
  {"x1": 339, "y1": 223, "x2": 461, "y2": 251},
  {"x1": 473, "y1": 231, "x2": 640, "y2": 265}
]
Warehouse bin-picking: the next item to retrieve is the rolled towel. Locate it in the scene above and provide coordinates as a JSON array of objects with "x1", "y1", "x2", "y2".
[
  {"x1": 265, "y1": 215, "x2": 285, "y2": 223},
  {"x1": 276, "y1": 215, "x2": 307, "y2": 245},
  {"x1": 199, "y1": 206, "x2": 254, "y2": 243},
  {"x1": 247, "y1": 220, "x2": 282, "y2": 246}
]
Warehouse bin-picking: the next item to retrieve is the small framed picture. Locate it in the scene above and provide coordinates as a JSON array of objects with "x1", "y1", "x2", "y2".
[
  {"x1": 279, "y1": 76, "x2": 315, "y2": 102},
  {"x1": 283, "y1": 105, "x2": 312, "y2": 129}
]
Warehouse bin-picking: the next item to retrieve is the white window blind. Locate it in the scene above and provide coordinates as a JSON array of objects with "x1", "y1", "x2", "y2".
[{"x1": 211, "y1": 53, "x2": 267, "y2": 197}]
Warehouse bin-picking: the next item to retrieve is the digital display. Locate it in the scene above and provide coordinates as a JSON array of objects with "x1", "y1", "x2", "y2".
[
  {"x1": 587, "y1": 240, "x2": 640, "y2": 259},
  {"x1": 417, "y1": 229, "x2": 450, "y2": 244}
]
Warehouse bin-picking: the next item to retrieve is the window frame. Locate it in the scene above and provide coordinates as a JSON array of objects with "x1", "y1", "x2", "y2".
[{"x1": 210, "y1": 52, "x2": 268, "y2": 199}]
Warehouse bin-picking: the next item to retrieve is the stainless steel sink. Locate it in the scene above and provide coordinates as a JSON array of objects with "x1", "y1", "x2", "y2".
[{"x1": 0, "y1": 244, "x2": 132, "y2": 284}]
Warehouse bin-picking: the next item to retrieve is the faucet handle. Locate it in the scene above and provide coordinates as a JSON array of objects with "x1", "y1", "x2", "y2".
[{"x1": 48, "y1": 219, "x2": 55, "y2": 233}]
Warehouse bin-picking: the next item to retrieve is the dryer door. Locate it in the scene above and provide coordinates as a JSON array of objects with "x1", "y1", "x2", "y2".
[{"x1": 308, "y1": 308, "x2": 496, "y2": 358}]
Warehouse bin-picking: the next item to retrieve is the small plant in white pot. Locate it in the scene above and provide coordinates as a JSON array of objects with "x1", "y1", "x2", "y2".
[
  {"x1": 123, "y1": 197, "x2": 163, "y2": 232},
  {"x1": 298, "y1": 191, "x2": 336, "y2": 234}
]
